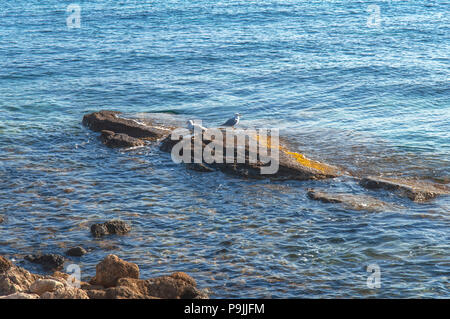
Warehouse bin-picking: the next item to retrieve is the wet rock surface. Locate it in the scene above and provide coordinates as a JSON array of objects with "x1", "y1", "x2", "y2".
[
  {"x1": 65, "y1": 246, "x2": 87, "y2": 257},
  {"x1": 0, "y1": 215, "x2": 4, "y2": 224},
  {"x1": 82, "y1": 110, "x2": 168, "y2": 140},
  {"x1": 360, "y1": 176, "x2": 449, "y2": 202},
  {"x1": 99, "y1": 130, "x2": 146, "y2": 148},
  {"x1": 91, "y1": 220, "x2": 131, "y2": 238},
  {"x1": 24, "y1": 254, "x2": 65, "y2": 271},
  {"x1": 0, "y1": 255, "x2": 208, "y2": 299},
  {"x1": 159, "y1": 130, "x2": 343, "y2": 181},
  {"x1": 307, "y1": 189, "x2": 396, "y2": 212}
]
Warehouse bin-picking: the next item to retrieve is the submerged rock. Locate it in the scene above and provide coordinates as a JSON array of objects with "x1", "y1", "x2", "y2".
[
  {"x1": 25, "y1": 254, "x2": 65, "y2": 271},
  {"x1": 90, "y1": 254, "x2": 139, "y2": 288},
  {"x1": 0, "y1": 215, "x2": 4, "y2": 224},
  {"x1": 90, "y1": 220, "x2": 131, "y2": 238},
  {"x1": 306, "y1": 189, "x2": 395, "y2": 212},
  {"x1": 82, "y1": 110, "x2": 168, "y2": 140},
  {"x1": 360, "y1": 176, "x2": 449, "y2": 202},
  {"x1": 65, "y1": 246, "x2": 87, "y2": 257},
  {"x1": 99, "y1": 130, "x2": 145, "y2": 148}
]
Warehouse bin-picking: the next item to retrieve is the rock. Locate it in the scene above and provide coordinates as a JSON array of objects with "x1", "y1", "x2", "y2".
[
  {"x1": 0, "y1": 256, "x2": 13, "y2": 273},
  {"x1": 99, "y1": 130, "x2": 145, "y2": 148},
  {"x1": 360, "y1": 176, "x2": 449, "y2": 202},
  {"x1": 159, "y1": 129, "x2": 342, "y2": 181},
  {"x1": 90, "y1": 220, "x2": 131, "y2": 238},
  {"x1": 306, "y1": 189, "x2": 395, "y2": 212},
  {"x1": 66, "y1": 246, "x2": 87, "y2": 257},
  {"x1": 82, "y1": 110, "x2": 168, "y2": 140},
  {"x1": 115, "y1": 272, "x2": 208, "y2": 299},
  {"x1": 91, "y1": 254, "x2": 139, "y2": 288},
  {"x1": 0, "y1": 215, "x2": 4, "y2": 224},
  {"x1": 0, "y1": 257, "x2": 42, "y2": 295},
  {"x1": 185, "y1": 163, "x2": 215, "y2": 172},
  {"x1": 40, "y1": 285, "x2": 89, "y2": 299},
  {"x1": 0, "y1": 292, "x2": 40, "y2": 299},
  {"x1": 104, "y1": 286, "x2": 155, "y2": 299},
  {"x1": 25, "y1": 254, "x2": 65, "y2": 271},
  {"x1": 86, "y1": 289, "x2": 107, "y2": 299},
  {"x1": 30, "y1": 278, "x2": 64, "y2": 295}
]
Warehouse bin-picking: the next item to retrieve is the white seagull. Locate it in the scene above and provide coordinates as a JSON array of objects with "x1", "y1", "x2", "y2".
[
  {"x1": 187, "y1": 120, "x2": 207, "y2": 133},
  {"x1": 221, "y1": 113, "x2": 241, "y2": 127}
]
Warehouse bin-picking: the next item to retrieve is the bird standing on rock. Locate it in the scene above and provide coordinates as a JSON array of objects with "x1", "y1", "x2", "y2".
[
  {"x1": 187, "y1": 120, "x2": 207, "y2": 133},
  {"x1": 221, "y1": 113, "x2": 241, "y2": 127}
]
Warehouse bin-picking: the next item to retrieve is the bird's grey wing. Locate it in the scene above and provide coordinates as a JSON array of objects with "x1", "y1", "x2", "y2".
[{"x1": 221, "y1": 118, "x2": 235, "y2": 126}]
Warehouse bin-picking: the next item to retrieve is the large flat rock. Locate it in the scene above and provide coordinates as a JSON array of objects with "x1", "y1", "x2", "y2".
[
  {"x1": 82, "y1": 110, "x2": 169, "y2": 140},
  {"x1": 160, "y1": 129, "x2": 343, "y2": 180},
  {"x1": 360, "y1": 176, "x2": 449, "y2": 202}
]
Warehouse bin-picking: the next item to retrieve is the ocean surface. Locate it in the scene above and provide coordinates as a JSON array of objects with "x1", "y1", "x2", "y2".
[{"x1": 0, "y1": 0, "x2": 449, "y2": 298}]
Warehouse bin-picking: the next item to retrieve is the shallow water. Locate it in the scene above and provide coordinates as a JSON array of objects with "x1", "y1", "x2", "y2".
[{"x1": 0, "y1": 1, "x2": 449, "y2": 298}]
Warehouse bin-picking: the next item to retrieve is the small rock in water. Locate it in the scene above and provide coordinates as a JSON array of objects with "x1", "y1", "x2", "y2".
[
  {"x1": 25, "y1": 254, "x2": 65, "y2": 271},
  {"x1": 306, "y1": 189, "x2": 395, "y2": 212},
  {"x1": 360, "y1": 176, "x2": 449, "y2": 202},
  {"x1": 99, "y1": 130, "x2": 145, "y2": 148},
  {"x1": 91, "y1": 220, "x2": 131, "y2": 238},
  {"x1": 0, "y1": 215, "x2": 4, "y2": 224},
  {"x1": 66, "y1": 246, "x2": 87, "y2": 257}
]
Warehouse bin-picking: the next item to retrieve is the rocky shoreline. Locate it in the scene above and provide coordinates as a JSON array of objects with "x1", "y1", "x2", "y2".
[
  {"x1": 82, "y1": 110, "x2": 449, "y2": 206},
  {"x1": 1, "y1": 110, "x2": 448, "y2": 299},
  {"x1": 0, "y1": 254, "x2": 208, "y2": 299}
]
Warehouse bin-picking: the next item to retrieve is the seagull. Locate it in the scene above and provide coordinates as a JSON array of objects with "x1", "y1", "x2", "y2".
[
  {"x1": 187, "y1": 120, "x2": 207, "y2": 133},
  {"x1": 221, "y1": 113, "x2": 241, "y2": 127}
]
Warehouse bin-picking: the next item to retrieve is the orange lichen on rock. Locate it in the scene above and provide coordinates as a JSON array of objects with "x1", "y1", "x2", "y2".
[
  {"x1": 252, "y1": 132, "x2": 336, "y2": 174},
  {"x1": 283, "y1": 149, "x2": 336, "y2": 174}
]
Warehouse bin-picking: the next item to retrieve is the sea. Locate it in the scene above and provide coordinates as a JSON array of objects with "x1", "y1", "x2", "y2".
[{"x1": 0, "y1": 0, "x2": 449, "y2": 298}]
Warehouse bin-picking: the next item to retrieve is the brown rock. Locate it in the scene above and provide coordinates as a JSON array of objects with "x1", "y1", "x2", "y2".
[
  {"x1": 170, "y1": 272, "x2": 197, "y2": 287},
  {"x1": 0, "y1": 215, "x2": 4, "y2": 224},
  {"x1": 86, "y1": 289, "x2": 107, "y2": 299},
  {"x1": 306, "y1": 189, "x2": 396, "y2": 212},
  {"x1": 0, "y1": 261, "x2": 42, "y2": 296},
  {"x1": 104, "y1": 286, "x2": 156, "y2": 299},
  {"x1": 0, "y1": 292, "x2": 40, "y2": 299},
  {"x1": 159, "y1": 129, "x2": 342, "y2": 181},
  {"x1": 91, "y1": 254, "x2": 139, "y2": 288},
  {"x1": 99, "y1": 130, "x2": 145, "y2": 148},
  {"x1": 116, "y1": 273, "x2": 208, "y2": 299},
  {"x1": 30, "y1": 278, "x2": 64, "y2": 295},
  {"x1": 360, "y1": 176, "x2": 449, "y2": 202},
  {"x1": 0, "y1": 256, "x2": 13, "y2": 273},
  {"x1": 40, "y1": 285, "x2": 89, "y2": 299},
  {"x1": 82, "y1": 110, "x2": 168, "y2": 140}
]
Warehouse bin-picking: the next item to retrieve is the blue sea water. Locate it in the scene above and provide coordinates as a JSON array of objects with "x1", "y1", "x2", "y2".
[{"x1": 0, "y1": 0, "x2": 449, "y2": 298}]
